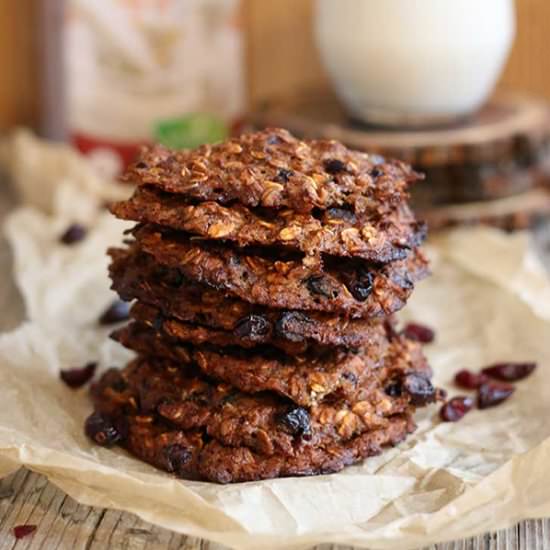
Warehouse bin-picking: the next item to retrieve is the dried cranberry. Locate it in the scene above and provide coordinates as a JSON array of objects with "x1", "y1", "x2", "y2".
[
  {"x1": 402, "y1": 373, "x2": 436, "y2": 405},
  {"x1": 266, "y1": 134, "x2": 282, "y2": 145},
  {"x1": 274, "y1": 311, "x2": 310, "y2": 342},
  {"x1": 402, "y1": 323, "x2": 435, "y2": 343},
  {"x1": 454, "y1": 369, "x2": 489, "y2": 390},
  {"x1": 370, "y1": 167, "x2": 383, "y2": 178},
  {"x1": 274, "y1": 168, "x2": 293, "y2": 183},
  {"x1": 164, "y1": 444, "x2": 192, "y2": 475},
  {"x1": 153, "y1": 313, "x2": 164, "y2": 332},
  {"x1": 383, "y1": 319, "x2": 399, "y2": 340},
  {"x1": 99, "y1": 299, "x2": 130, "y2": 325},
  {"x1": 481, "y1": 362, "x2": 537, "y2": 382},
  {"x1": 278, "y1": 406, "x2": 311, "y2": 436},
  {"x1": 325, "y1": 207, "x2": 356, "y2": 223},
  {"x1": 384, "y1": 380, "x2": 402, "y2": 397},
  {"x1": 162, "y1": 268, "x2": 185, "y2": 288},
  {"x1": 440, "y1": 396, "x2": 474, "y2": 422},
  {"x1": 60, "y1": 223, "x2": 87, "y2": 245},
  {"x1": 478, "y1": 382, "x2": 515, "y2": 409},
  {"x1": 324, "y1": 159, "x2": 347, "y2": 174},
  {"x1": 13, "y1": 525, "x2": 37, "y2": 539},
  {"x1": 342, "y1": 371, "x2": 358, "y2": 384},
  {"x1": 347, "y1": 272, "x2": 374, "y2": 302},
  {"x1": 84, "y1": 412, "x2": 126, "y2": 447},
  {"x1": 60, "y1": 362, "x2": 97, "y2": 389},
  {"x1": 233, "y1": 315, "x2": 271, "y2": 340},
  {"x1": 305, "y1": 275, "x2": 338, "y2": 299}
]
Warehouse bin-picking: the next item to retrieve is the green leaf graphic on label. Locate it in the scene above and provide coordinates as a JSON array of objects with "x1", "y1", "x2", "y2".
[{"x1": 154, "y1": 113, "x2": 228, "y2": 150}]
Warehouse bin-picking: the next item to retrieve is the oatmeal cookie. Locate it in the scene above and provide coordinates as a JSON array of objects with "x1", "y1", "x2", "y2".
[
  {"x1": 111, "y1": 322, "x2": 433, "y2": 408},
  {"x1": 91, "y1": 357, "x2": 418, "y2": 458},
  {"x1": 109, "y1": 247, "x2": 389, "y2": 350},
  {"x1": 111, "y1": 185, "x2": 426, "y2": 264},
  {"x1": 122, "y1": 128, "x2": 421, "y2": 215},
  {"x1": 85, "y1": 406, "x2": 414, "y2": 483},
  {"x1": 131, "y1": 225, "x2": 429, "y2": 318}
]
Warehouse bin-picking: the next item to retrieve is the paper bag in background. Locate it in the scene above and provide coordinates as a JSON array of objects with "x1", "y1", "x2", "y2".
[
  {"x1": 66, "y1": 0, "x2": 245, "y2": 176},
  {"x1": 1, "y1": 136, "x2": 550, "y2": 549}
]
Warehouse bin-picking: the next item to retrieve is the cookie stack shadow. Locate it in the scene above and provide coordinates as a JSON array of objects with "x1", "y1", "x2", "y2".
[{"x1": 86, "y1": 128, "x2": 442, "y2": 483}]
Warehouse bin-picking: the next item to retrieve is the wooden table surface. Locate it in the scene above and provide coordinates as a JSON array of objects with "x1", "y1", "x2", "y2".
[{"x1": 1, "y1": 184, "x2": 550, "y2": 550}]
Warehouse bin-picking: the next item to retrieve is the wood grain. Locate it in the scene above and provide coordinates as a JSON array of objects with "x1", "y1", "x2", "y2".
[
  {"x1": 0, "y1": 0, "x2": 40, "y2": 131},
  {"x1": 0, "y1": 469, "x2": 549, "y2": 550}
]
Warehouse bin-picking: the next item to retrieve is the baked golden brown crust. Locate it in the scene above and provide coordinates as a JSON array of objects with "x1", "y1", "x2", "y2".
[
  {"x1": 114, "y1": 412, "x2": 414, "y2": 483},
  {"x1": 131, "y1": 225, "x2": 429, "y2": 318},
  {"x1": 122, "y1": 128, "x2": 421, "y2": 215},
  {"x1": 111, "y1": 185, "x2": 426, "y2": 264},
  {"x1": 84, "y1": 128, "x2": 438, "y2": 483},
  {"x1": 111, "y1": 321, "x2": 432, "y2": 408},
  {"x1": 109, "y1": 247, "x2": 389, "y2": 351},
  {"x1": 91, "y1": 357, "x2": 419, "y2": 458},
  {"x1": 89, "y1": 356, "x2": 418, "y2": 482}
]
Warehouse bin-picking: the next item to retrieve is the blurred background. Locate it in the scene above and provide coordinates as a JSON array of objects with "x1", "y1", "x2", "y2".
[{"x1": 1, "y1": 0, "x2": 550, "y2": 229}]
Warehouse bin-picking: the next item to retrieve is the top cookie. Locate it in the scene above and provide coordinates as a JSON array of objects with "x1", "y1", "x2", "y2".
[{"x1": 122, "y1": 128, "x2": 421, "y2": 214}]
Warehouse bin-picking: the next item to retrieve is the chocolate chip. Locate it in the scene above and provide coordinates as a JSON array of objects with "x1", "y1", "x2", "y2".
[
  {"x1": 278, "y1": 406, "x2": 311, "y2": 436},
  {"x1": 233, "y1": 315, "x2": 271, "y2": 340},
  {"x1": 135, "y1": 161, "x2": 148, "y2": 169},
  {"x1": 60, "y1": 362, "x2": 97, "y2": 389},
  {"x1": 274, "y1": 168, "x2": 293, "y2": 183},
  {"x1": 84, "y1": 412, "x2": 126, "y2": 447},
  {"x1": 60, "y1": 223, "x2": 87, "y2": 245},
  {"x1": 324, "y1": 159, "x2": 347, "y2": 174},
  {"x1": 402, "y1": 373, "x2": 436, "y2": 405},
  {"x1": 99, "y1": 299, "x2": 130, "y2": 325},
  {"x1": 164, "y1": 444, "x2": 192, "y2": 475},
  {"x1": 274, "y1": 311, "x2": 311, "y2": 342}
]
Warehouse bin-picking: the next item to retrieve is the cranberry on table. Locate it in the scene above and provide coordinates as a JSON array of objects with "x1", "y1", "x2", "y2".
[
  {"x1": 13, "y1": 525, "x2": 37, "y2": 539},
  {"x1": 59, "y1": 223, "x2": 87, "y2": 245},
  {"x1": 440, "y1": 396, "x2": 474, "y2": 422},
  {"x1": 455, "y1": 369, "x2": 489, "y2": 390},
  {"x1": 60, "y1": 362, "x2": 97, "y2": 388},
  {"x1": 481, "y1": 362, "x2": 537, "y2": 382},
  {"x1": 478, "y1": 382, "x2": 515, "y2": 409},
  {"x1": 98, "y1": 299, "x2": 130, "y2": 325},
  {"x1": 402, "y1": 373, "x2": 436, "y2": 405},
  {"x1": 402, "y1": 322, "x2": 435, "y2": 343},
  {"x1": 84, "y1": 412, "x2": 127, "y2": 447}
]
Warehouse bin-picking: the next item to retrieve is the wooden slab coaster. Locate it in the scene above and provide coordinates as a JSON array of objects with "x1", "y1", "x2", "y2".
[{"x1": 249, "y1": 94, "x2": 550, "y2": 228}]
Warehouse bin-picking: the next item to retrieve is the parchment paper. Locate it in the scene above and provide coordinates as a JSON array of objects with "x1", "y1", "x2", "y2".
[{"x1": 1, "y1": 132, "x2": 550, "y2": 550}]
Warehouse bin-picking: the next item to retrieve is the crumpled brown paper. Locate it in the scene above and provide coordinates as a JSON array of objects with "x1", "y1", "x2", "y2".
[{"x1": 1, "y1": 134, "x2": 550, "y2": 550}]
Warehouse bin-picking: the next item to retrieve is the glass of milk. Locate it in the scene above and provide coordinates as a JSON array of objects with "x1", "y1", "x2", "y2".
[{"x1": 315, "y1": 0, "x2": 516, "y2": 127}]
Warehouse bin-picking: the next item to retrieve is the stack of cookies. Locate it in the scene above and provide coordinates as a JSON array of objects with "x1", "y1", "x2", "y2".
[{"x1": 85, "y1": 128, "x2": 441, "y2": 483}]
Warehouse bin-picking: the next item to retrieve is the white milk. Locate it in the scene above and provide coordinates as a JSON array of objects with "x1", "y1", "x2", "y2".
[{"x1": 315, "y1": 0, "x2": 515, "y2": 126}]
